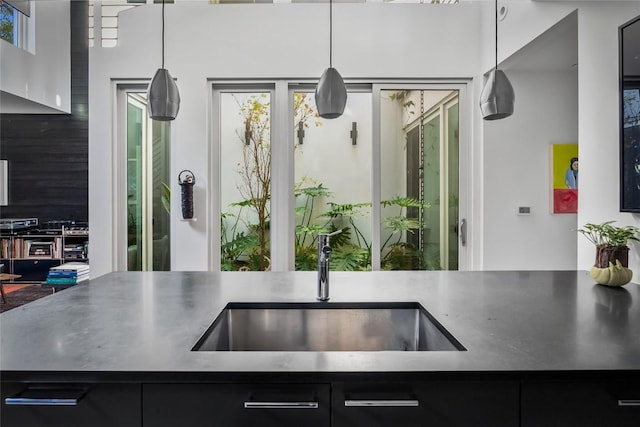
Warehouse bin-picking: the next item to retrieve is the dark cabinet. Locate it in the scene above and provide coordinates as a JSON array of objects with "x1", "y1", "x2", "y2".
[
  {"x1": 3, "y1": 377, "x2": 637, "y2": 426},
  {"x1": 12, "y1": 259, "x2": 62, "y2": 282},
  {"x1": 522, "y1": 381, "x2": 640, "y2": 427},
  {"x1": 0, "y1": 225, "x2": 89, "y2": 283},
  {"x1": 143, "y1": 383, "x2": 331, "y2": 427},
  {"x1": 332, "y1": 380, "x2": 519, "y2": 427},
  {"x1": 1, "y1": 382, "x2": 141, "y2": 427}
]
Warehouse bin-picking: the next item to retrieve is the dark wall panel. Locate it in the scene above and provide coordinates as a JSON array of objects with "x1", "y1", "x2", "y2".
[{"x1": 0, "y1": 1, "x2": 88, "y2": 223}]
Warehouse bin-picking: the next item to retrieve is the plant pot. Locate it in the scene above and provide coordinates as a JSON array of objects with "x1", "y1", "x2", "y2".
[
  {"x1": 590, "y1": 260, "x2": 633, "y2": 287},
  {"x1": 594, "y1": 245, "x2": 629, "y2": 268}
]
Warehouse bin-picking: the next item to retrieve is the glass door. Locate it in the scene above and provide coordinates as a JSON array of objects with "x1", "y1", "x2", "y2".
[
  {"x1": 126, "y1": 92, "x2": 171, "y2": 271},
  {"x1": 379, "y1": 89, "x2": 461, "y2": 270}
]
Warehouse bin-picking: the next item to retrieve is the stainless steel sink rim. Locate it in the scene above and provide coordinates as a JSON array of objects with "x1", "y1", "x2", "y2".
[{"x1": 192, "y1": 302, "x2": 466, "y2": 352}]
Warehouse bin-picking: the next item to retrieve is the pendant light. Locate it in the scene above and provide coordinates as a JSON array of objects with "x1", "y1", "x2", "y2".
[
  {"x1": 148, "y1": 0, "x2": 180, "y2": 121},
  {"x1": 315, "y1": 0, "x2": 347, "y2": 119},
  {"x1": 479, "y1": 0, "x2": 514, "y2": 120}
]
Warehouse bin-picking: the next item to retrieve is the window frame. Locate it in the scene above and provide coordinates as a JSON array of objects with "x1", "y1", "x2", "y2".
[{"x1": 208, "y1": 79, "x2": 471, "y2": 271}]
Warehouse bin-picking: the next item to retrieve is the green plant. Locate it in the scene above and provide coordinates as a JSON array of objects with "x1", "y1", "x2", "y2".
[
  {"x1": 160, "y1": 182, "x2": 171, "y2": 215},
  {"x1": 234, "y1": 94, "x2": 272, "y2": 271},
  {"x1": 578, "y1": 221, "x2": 639, "y2": 248},
  {"x1": 294, "y1": 182, "x2": 332, "y2": 247},
  {"x1": 313, "y1": 195, "x2": 429, "y2": 271},
  {"x1": 221, "y1": 93, "x2": 318, "y2": 271},
  {"x1": 0, "y1": 3, "x2": 15, "y2": 44},
  {"x1": 380, "y1": 196, "x2": 429, "y2": 269},
  {"x1": 578, "y1": 221, "x2": 639, "y2": 268},
  {"x1": 221, "y1": 92, "x2": 432, "y2": 271},
  {"x1": 322, "y1": 202, "x2": 372, "y2": 253}
]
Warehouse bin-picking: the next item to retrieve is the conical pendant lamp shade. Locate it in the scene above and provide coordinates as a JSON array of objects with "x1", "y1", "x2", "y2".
[
  {"x1": 480, "y1": 0, "x2": 514, "y2": 121},
  {"x1": 148, "y1": 68, "x2": 180, "y2": 121},
  {"x1": 315, "y1": 67, "x2": 347, "y2": 119},
  {"x1": 479, "y1": 69, "x2": 514, "y2": 120},
  {"x1": 147, "y1": 0, "x2": 180, "y2": 121},
  {"x1": 315, "y1": 0, "x2": 346, "y2": 119}
]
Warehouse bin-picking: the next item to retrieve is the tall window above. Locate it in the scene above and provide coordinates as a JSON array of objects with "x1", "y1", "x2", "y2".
[
  {"x1": 0, "y1": 0, "x2": 31, "y2": 50},
  {"x1": 0, "y1": 2, "x2": 18, "y2": 45}
]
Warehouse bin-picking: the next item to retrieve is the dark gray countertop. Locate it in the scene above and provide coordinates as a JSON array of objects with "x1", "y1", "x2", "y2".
[{"x1": 1, "y1": 271, "x2": 639, "y2": 375}]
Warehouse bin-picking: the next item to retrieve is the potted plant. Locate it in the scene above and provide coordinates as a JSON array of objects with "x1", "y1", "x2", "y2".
[{"x1": 578, "y1": 221, "x2": 639, "y2": 286}]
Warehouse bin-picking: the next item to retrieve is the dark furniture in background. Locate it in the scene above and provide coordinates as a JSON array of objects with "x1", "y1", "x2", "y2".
[{"x1": 0, "y1": 222, "x2": 89, "y2": 283}]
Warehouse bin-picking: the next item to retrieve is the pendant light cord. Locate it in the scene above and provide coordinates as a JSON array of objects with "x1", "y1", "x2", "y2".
[
  {"x1": 494, "y1": 0, "x2": 498, "y2": 70},
  {"x1": 162, "y1": 0, "x2": 165, "y2": 69},
  {"x1": 329, "y1": 0, "x2": 333, "y2": 68}
]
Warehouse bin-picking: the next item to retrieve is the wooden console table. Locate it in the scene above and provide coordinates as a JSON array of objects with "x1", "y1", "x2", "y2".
[{"x1": 0, "y1": 274, "x2": 22, "y2": 303}]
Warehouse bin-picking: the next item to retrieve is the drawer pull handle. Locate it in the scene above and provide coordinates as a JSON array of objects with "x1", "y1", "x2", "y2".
[
  {"x1": 618, "y1": 399, "x2": 640, "y2": 406},
  {"x1": 5, "y1": 388, "x2": 87, "y2": 406},
  {"x1": 244, "y1": 401, "x2": 318, "y2": 409},
  {"x1": 345, "y1": 400, "x2": 419, "y2": 407}
]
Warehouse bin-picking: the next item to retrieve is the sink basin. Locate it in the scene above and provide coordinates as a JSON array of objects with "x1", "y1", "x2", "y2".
[{"x1": 192, "y1": 302, "x2": 465, "y2": 352}]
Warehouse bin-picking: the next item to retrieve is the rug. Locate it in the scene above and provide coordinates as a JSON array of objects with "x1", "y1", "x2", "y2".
[{"x1": 1, "y1": 285, "x2": 53, "y2": 313}]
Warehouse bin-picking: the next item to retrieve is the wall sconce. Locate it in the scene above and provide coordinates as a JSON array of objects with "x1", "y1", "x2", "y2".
[
  {"x1": 178, "y1": 170, "x2": 195, "y2": 220},
  {"x1": 297, "y1": 121, "x2": 305, "y2": 145},
  {"x1": 0, "y1": 160, "x2": 8, "y2": 206},
  {"x1": 350, "y1": 122, "x2": 358, "y2": 145},
  {"x1": 244, "y1": 118, "x2": 252, "y2": 145}
]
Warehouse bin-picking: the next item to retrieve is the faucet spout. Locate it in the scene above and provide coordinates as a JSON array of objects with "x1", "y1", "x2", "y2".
[{"x1": 317, "y1": 230, "x2": 342, "y2": 301}]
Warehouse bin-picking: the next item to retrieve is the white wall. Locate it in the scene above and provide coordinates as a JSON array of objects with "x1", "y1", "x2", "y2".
[
  {"x1": 89, "y1": 3, "x2": 483, "y2": 277},
  {"x1": 483, "y1": 70, "x2": 578, "y2": 270},
  {"x1": 0, "y1": 1, "x2": 70, "y2": 114},
  {"x1": 491, "y1": 1, "x2": 640, "y2": 275},
  {"x1": 88, "y1": 1, "x2": 640, "y2": 278},
  {"x1": 575, "y1": 3, "x2": 640, "y2": 273}
]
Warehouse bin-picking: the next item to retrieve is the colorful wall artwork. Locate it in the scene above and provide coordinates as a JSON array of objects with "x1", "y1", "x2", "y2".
[{"x1": 551, "y1": 144, "x2": 578, "y2": 214}]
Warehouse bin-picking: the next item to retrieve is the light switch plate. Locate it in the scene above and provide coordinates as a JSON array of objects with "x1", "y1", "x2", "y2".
[{"x1": 517, "y1": 206, "x2": 531, "y2": 216}]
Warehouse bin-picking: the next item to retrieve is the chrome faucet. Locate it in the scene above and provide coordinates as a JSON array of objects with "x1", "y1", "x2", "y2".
[{"x1": 317, "y1": 230, "x2": 342, "y2": 301}]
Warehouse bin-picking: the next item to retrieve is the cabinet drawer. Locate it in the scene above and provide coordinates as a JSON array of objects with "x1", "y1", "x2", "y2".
[
  {"x1": 1, "y1": 382, "x2": 141, "y2": 427},
  {"x1": 333, "y1": 381, "x2": 519, "y2": 427},
  {"x1": 522, "y1": 381, "x2": 640, "y2": 427},
  {"x1": 143, "y1": 383, "x2": 330, "y2": 427}
]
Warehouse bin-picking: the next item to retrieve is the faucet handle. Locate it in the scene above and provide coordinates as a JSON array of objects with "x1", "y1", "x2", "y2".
[{"x1": 324, "y1": 229, "x2": 343, "y2": 237}]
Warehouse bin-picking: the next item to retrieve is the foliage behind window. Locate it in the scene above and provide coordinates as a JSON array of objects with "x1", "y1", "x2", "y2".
[{"x1": 0, "y1": 2, "x2": 15, "y2": 45}]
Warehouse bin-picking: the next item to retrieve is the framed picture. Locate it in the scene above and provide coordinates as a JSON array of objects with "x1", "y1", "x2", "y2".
[
  {"x1": 620, "y1": 15, "x2": 640, "y2": 212},
  {"x1": 551, "y1": 144, "x2": 578, "y2": 214}
]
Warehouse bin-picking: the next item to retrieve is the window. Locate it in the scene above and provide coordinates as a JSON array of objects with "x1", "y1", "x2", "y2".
[
  {"x1": 0, "y1": 1, "x2": 29, "y2": 49},
  {"x1": 212, "y1": 81, "x2": 468, "y2": 272},
  {"x1": 219, "y1": 89, "x2": 273, "y2": 271},
  {"x1": 0, "y1": 2, "x2": 17, "y2": 45},
  {"x1": 293, "y1": 89, "x2": 372, "y2": 271}
]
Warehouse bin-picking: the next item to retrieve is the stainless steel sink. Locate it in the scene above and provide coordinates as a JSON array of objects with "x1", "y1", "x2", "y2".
[{"x1": 192, "y1": 302, "x2": 465, "y2": 352}]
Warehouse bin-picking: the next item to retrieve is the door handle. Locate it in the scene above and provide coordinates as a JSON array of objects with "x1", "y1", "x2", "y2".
[
  {"x1": 618, "y1": 399, "x2": 640, "y2": 406},
  {"x1": 345, "y1": 400, "x2": 419, "y2": 407},
  {"x1": 460, "y1": 218, "x2": 467, "y2": 247},
  {"x1": 244, "y1": 401, "x2": 319, "y2": 409}
]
